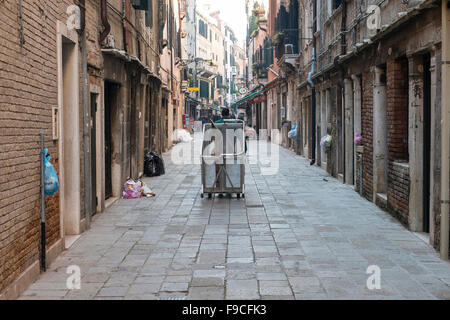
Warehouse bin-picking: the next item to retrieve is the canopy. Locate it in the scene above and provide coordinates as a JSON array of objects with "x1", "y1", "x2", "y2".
[{"x1": 232, "y1": 88, "x2": 265, "y2": 108}]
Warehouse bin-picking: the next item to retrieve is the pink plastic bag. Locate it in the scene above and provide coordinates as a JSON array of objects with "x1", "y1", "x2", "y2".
[
  {"x1": 123, "y1": 179, "x2": 142, "y2": 199},
  {"x1": 354, "y1": 132, "x2": 362, "y2": 146}
]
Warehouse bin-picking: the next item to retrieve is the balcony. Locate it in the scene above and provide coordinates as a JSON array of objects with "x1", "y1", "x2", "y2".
[
  {"x1": 197, "y1": 61, "x2": 218, "y2": 79},
  {"x1": 277, "y1": 44, "x2": 299, "y2": 70}
]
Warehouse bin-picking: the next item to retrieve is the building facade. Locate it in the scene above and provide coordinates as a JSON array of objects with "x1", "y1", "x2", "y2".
[
  {"x1": 253, "y1": 0, "x2": 449, "y2": 255},
  {"x1": 0, "y1": 0, "x2": 182, "y2": 299},
  {"x1": 182, "y1": 4, "x2": 245, "y2": 119}
]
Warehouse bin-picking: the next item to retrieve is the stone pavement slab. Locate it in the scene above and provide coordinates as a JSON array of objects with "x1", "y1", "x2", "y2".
[{"x1": 19, "y1": 141, "x2": 450, "y2": 300}]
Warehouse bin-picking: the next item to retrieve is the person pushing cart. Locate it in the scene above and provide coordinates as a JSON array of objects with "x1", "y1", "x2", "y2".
[{"x1": 200, "y1": 108, "x2": 246, "y2": 199}]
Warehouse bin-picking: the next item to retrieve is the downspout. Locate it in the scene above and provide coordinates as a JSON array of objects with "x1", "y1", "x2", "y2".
[
  {"x1": 122, "y1": 0, "x2": 128, "y2": 52},
  {"x1": 100, "y1": 0, "x2": 111, "y2": 43},
  {"x1": 441, "y1": 0, "x2": 450, "y2": 260},
  {"x1": 18, "y1": 0, "x2": 25, "y2": 45},
  {"x1": 308, "y1": 0, "x2": 317, "y2": 166},
  {"x1": 79, "y1": 0, "x2": 91, "y2": 228},
  {"x1": 333, "y1": 0, "x2": 347, "y2": 172},
  {"x1": 39, "y1": 132, "x2": 46, "y2": 271}
]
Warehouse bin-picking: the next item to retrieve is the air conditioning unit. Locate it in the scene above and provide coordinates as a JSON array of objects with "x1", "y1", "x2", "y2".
[{"x1": 285, "y1": 44, "x2": 294, "y2": 54}]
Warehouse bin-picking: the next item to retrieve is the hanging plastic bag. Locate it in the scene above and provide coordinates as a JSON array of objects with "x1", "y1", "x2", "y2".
[
  {"x1": 288, "y1": 123, "x2": 298, "y2": 140},
  {"x1": 354, "y1": 132, "x2": 362, "y2": 146},
  {"x1": 320, "y1": 135, "x2": 333, "y2": 150},
  {"x1": 44, "y1": 148, "x2": 60, "y2": 196}
]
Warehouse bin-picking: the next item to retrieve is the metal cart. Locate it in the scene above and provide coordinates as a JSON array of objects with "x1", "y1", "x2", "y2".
[{"x1": 200, "y1": 119, "x2": 246, "y2": 199}]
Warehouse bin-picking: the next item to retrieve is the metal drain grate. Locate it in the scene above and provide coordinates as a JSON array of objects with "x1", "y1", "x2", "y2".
[{"x1": 158, "y1": 296, "x2": 187, "y2": 301}]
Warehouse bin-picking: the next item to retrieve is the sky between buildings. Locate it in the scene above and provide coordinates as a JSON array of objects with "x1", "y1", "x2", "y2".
[{"x1": 197, "y1": 0, "x2": 269, "y2": 47}]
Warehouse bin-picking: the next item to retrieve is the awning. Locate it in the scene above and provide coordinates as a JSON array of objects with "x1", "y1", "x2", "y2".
[
  {"x1": 233, "y1": 88, "x2": 265, "y2": 107},
  {"x1": 186, "y1": 96, "x2": 201, "y2": 105}
]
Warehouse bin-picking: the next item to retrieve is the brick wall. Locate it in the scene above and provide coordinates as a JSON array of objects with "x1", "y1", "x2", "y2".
[
  {"x1": 386, "y1": 59, "x2": 409, "y2": 161},
  {"x1": 386, "y1": 58, "x2": 410, "y2": 223},
  {"x1": 387, "y1": 162, "x2": 410, "y2": 224},
  {"x1": 86, "y1": 0, "x2": 103, "y2": 69},
  {"x1": 361, "y1": 71, "x2": 373, "y2": 201},
  {"x1": 0, "y1": 0, "x2": 74, "y2": 293}
]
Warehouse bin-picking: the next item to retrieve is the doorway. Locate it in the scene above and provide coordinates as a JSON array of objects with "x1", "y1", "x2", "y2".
[
  {"x1": 144, "y1": 88, "x2": 152, "y2": 155},
  {"x1": 423, "y1": 53, "x2": 432, "y2": 233},
  {"x1": 337, "y1": 86, "x2": 344, "y2": 179},
  {"x1": 104, "y1": 81, "x2": 120, "y2": 200},
  {"x1": 256, "y1": 102, "x2": 261, "y2": 138},
  {"x1": 90, "y1": 93, "x2": 98, "y2": 216},
  {"x1": 373, "y1": 65, "x2": 388, "y2": 199},
  {"x1": 59, "y1": 34, "x2": 81, "y2": 236}
]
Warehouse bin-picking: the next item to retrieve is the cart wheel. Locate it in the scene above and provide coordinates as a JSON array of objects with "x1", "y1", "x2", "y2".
[
  {"x1": 237, "y1": 194, "x2": 241, "y2": 199},
  {"x1": 208, "y1": 193, "x2": 212, "y2": 199},
  {"x1": 242, "y1": 193, "x2": 246, "y2": 199},
  {"x1": 201, "y1": 193, "x2": 204, "y2": 199},
  {"x1": 228, "y1": 193, "x2": 232, "y2": 199}
]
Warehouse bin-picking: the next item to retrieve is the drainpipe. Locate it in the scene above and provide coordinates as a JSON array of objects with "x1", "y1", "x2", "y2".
[
  {"x1": 79, "y1": 0, "x2": 91, "y2": 229},
  {"x1": 440, "y1": 0, "x2": 450, "y2": 260},
  {"x1": 100, "y1": 0, "x2": 111, "y2": 43},
  {"x1": 333, "y1": 0, "x2": 347, "y2": 173},
  {"x1": 39, "y1": 132, "x2": 46, "y2": 271},
  {"x1": 18, "y1": 0, "x2": 25, "y2": 45},
  {"x1": 308, "y1": 0, "x2": 317, "y2": 166},
  {"x1": 122, "y1": 0, "x2": 128, "y2": 52}
]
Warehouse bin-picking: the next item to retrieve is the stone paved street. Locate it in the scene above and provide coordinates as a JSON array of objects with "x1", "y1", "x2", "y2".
[{"x1": 20, "y1": 141, "x2": 450, "y2": 300}]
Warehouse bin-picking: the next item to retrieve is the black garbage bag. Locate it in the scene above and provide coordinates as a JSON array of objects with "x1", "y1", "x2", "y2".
[
  {"x1": 150, "y1": 152, "x2": 165, "y2": 176},
  {"x1": 144, "y1": 153, "x2": 157, "y2": 177},
  {"x1": 144, "y1": 152, "x2": 165, "y2": 177}
]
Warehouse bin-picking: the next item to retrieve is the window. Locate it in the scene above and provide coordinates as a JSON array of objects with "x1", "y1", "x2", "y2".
[
  {"x1": 199, "y1": 19, "x2": 208, "y2": 38},
  {"x1": 316, "y1": 0, "x2": 321, "y2": 32},
  {"x1": 200, "y1": 80, "x2": 209, "y2": 99},
  {"x1": 145, "y1": 0, "x2": 153, "y2": 28},
  {"x1": 305, "y1": 3, "x2": 311, "y2": 41}
]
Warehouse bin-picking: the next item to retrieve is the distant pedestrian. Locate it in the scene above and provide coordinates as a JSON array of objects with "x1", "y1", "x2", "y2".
[{"x1": 215, "y1": 107, "x2": 233, "y2": 124}]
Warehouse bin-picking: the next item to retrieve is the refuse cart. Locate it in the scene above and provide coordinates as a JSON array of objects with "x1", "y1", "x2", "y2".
[{"x1": 201, "y1": 119, "x2": 246, "y2": 199}]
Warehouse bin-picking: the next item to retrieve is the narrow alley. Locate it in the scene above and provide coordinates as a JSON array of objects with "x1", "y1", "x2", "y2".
[{"x1": 19, "y1": 141, "x2": 450, "y2": 300}]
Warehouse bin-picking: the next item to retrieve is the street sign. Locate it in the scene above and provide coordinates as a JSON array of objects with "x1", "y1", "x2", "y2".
[
  {"x1": 189, "y1": 87, "x2": 199, "y2": 92},
  {"x1": 239, "y1": 88, "x2": 248, "y2": 95}
]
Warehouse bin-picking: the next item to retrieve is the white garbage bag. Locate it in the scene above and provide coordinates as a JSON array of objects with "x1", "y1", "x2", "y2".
[{"x1": 173, "y1": 129, "x2": 193, "y2": 143}]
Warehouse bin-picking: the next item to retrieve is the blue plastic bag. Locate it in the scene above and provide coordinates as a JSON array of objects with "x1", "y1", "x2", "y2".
[
  {"x1": 288, "y1": 123, "x2": 298, "y2": 140},
  {"x1": 44, "y1": 148, "x2": 60, "y2": 196}
]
